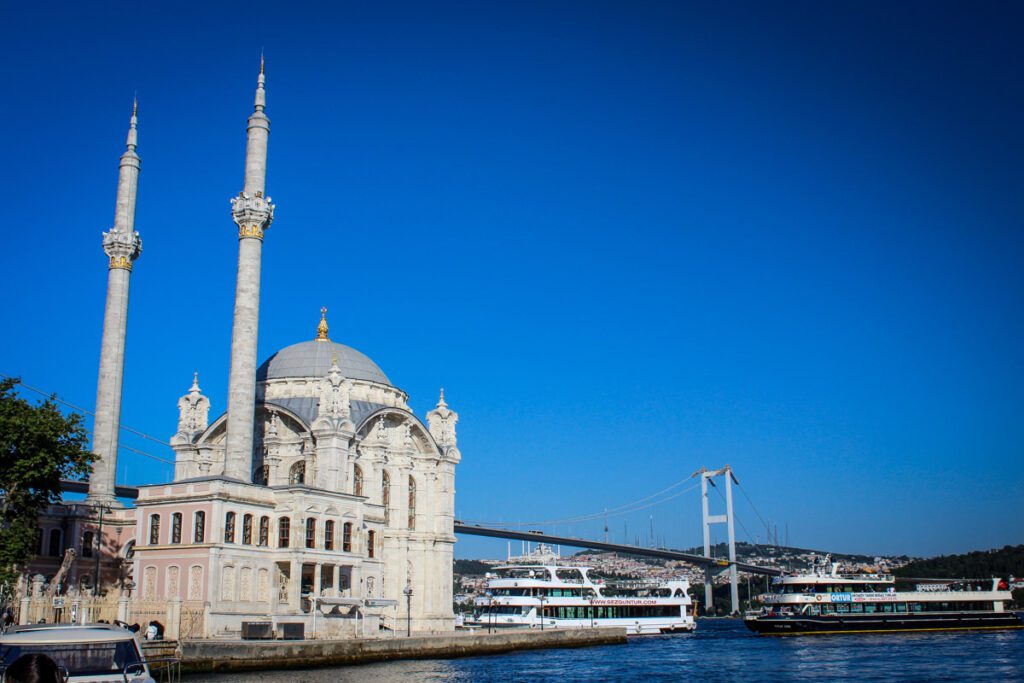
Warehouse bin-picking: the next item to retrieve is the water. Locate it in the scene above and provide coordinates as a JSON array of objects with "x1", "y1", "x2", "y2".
[{"x1": 186, "y1": 620, "x2": 1024, "y2": 682}]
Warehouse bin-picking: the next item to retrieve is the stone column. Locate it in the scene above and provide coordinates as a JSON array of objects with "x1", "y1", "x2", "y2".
[
  {"x1": 224, "y1": 64, "x2": 275, "y2": 481},
  {"x1": 89, "y1": 106, "x2": 142, "y2": 505}
]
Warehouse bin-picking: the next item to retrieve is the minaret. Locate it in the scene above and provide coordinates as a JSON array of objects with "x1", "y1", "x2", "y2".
[
  {"x1": 224, "y1": 59, "x2": 275, "y2": 481},
  {"x1": 88, "y1": 101, "x2": 143, "y2": 505}
]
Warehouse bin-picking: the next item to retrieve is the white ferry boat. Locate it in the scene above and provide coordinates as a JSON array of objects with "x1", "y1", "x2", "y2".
[
  {"x1": 745, "y1": 555, "x2": 1023, "y2": 636},
  {"x1": 466, "y1": 547, "x2": 695, "y2": 635}
]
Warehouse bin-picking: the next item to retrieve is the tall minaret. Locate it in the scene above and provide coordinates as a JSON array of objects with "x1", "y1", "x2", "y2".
[
  {"x1": 88, "y1": 101, "x2": 143, "y2": 505},
  {"x1": 224, "y1": 59, "x2": 275, "y2": 481}
]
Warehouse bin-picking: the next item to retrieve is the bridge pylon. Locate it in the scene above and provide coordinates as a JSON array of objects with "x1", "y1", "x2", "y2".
[{"x1": 692, "y1": 465, "x2": 740, "y2": 616}]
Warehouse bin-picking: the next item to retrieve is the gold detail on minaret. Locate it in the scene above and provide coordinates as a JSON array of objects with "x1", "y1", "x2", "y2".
[
  {"x1": 109, "y1": 256, "x2": 134, "y2": 271},
  {"x1": 238, "y1": 224, "x2": 265, "y2": 240},
  {"x1": 316, "y1": 307, "x2": 330, "y2": 341}
]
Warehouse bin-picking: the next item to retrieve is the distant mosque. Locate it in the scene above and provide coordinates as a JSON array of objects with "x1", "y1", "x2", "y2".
[{"x1": 26, "y1": 62, "x2": 461, "y2": 637}]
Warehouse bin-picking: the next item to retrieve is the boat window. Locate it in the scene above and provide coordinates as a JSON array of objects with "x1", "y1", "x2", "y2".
[
  {"x1": 0, "y1": 641, "x2": 142, "y2": 677},
  {"x1": 554, "y1": 568, "x2": 584, "y2": 583},
  {"x1": 896, "y1": 603, "x2": 907, "y2": 613}
]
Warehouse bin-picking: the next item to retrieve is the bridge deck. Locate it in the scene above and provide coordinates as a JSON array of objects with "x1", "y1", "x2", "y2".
[{"x1": 454, "y1": 523, "x2": 781, "y2": 576}]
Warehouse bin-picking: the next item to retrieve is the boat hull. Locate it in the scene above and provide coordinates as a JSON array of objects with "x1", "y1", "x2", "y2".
[{"x1": 745, "y1": 611, "x2": 1024, "y2": 635}]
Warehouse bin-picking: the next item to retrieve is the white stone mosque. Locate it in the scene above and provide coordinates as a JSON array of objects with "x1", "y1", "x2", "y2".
[{"x1": 25, "y1": 62, "x2": 461, "y2": 638}]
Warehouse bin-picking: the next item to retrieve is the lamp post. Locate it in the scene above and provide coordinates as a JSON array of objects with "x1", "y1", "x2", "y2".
[
  {"x1": 92, "y1": 504, "x2": 111, "y2": 598},
  {"x1": 587, "y1": 593, "x2": 595, "y2": 629},
  {"x1": 403, "y1": 584, "x2": 413, "y2": 637},
  {"x1": 485, "y1": 592, "x2": 494, "y2": 634},
  {"x1": 537, "y1": 593, "x2": 546, "y2": 631}
]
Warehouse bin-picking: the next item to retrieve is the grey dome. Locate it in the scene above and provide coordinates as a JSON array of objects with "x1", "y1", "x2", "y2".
[{"x1": 257, "y1": 340, "x2": 391, "y2": 385}]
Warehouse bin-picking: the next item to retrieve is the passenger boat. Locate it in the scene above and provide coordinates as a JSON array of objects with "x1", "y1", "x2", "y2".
[
  {"x1": 0, "y1": 623, "x2": 170, "y2": 682},
  {"x1": 745, "y1": 555, "x2": 1023, "y2": 635},
  {"x1": 466, "y1": 549, "x2": 695, "y2": 635}
]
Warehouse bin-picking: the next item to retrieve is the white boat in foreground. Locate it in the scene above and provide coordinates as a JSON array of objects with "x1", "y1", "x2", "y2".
[
  {"x1": 466, "y1": 556, "x2": 696, "y2": 635},
  {"x1": 0, "y1": 623, "x2": 167, "y2": 682}
]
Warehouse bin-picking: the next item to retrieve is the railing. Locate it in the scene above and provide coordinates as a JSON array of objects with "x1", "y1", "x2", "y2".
[{"x1": 146, "y1": 656, "x2": 182, "y2": 683}]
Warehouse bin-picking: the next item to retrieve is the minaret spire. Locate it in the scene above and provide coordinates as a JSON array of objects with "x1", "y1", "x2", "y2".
[
  {"x1": 88, "y1": 102, "x2": 143, "y2": 505},
  {"x1": 224, "y1": 60, "x2": 276, "y2": 482}
]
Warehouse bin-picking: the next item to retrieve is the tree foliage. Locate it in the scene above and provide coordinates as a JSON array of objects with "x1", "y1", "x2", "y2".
[
  {"x1": 894, "y1": 545, "x2": 1024, "y2": 580},
  {"x1": 0, "y1": 378, "x2": 94, "y2": 589}
]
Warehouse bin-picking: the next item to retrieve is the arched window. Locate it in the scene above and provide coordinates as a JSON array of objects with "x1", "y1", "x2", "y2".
[
  {"x1": 353, "y1": 465, "x2": 363, "y2": 497},
  {"x1": 148, "y1": 515, "x2": 161, "y2": 545},
  {"x1": 367, "y1": 530, "x2": 375, "y2": 559},
  {"x1": 342, "y1": 522, "x2": 352, "y2": 552},
  {"x1": 305, "y1": 518, "x2": 316, "y2": 549},
  {"x1": 254, "y1": 464, "x2": 269, "y2": 486},
  {"x1": 81, "y1": 530, "x2": 94, "y2": 558},
  {"x1": 407, "y1": 476, "x2": 417, "y2": 530},
  {"x1": 278, "y1": 517, "x2": 290, "y2": 548},
  {"x1": 242, "y1": 514, "x2": 253, "y2": 545},
  {"x1": 289, "y1": 461, "x2": 305, "y2": 485},
  {"x1": 194, "y1": 511, "x2": 206, "y2": 543},
  {"x1": 224, "y1": 512, "x2": 236, "y2": 544},
  {"x1": 382, "y1": 471, "x2": 391, "y2": 525},
  {"x1": 324, "y1": 520, "x2": 335, "y2": 551},
  {"x1": 171, "y1": 512, "x2": 183, "y2": 544},
  {"x1": 258, "y1": 516, "x2": 270, "y2": 547}
]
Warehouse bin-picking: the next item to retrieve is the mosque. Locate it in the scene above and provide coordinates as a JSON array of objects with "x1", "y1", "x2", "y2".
[{"x1": 25, "y1": 63, "x2": 461, "y2": 637}]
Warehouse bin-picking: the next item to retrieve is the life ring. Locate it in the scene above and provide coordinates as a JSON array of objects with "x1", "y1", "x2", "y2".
[{"x1": 815, "y1": 595, "x2": 823, "y2": 602}]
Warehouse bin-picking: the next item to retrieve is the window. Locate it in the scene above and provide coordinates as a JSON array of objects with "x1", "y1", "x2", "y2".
[
  {"x1": 408, "y1": 476, "x2": 417, "y2": 530},
  {"x1": 224, "y1": 512, "x2": 236, "y2": 544},
  {"x1": 149, "y1": 515, "x2": 161, "y2": 545},
  {"x1": 194, "y1": 511, "x2": 206, "y2": 543},
  {"x1": 242, "y1": 514, "x2": 253, "y2": 545},
  {"x1": 382, "y1": 471, "x2": 391, "y2": 525},
  {"x1": 353, "y1": 465, "x2": 363, "y2": 497},
  {"x1": 255, "y1": 464, "x2": 269, "y2": 486},
  {"x1": 81, "y1": 530, "x2": 94, "y2": 558},
  {"x1": 171, "y1": 512, "x2": 182, "y2": 544},
  {"x1": 258, "y1": 516, "x2": 269, "y2": 547},
  {"x1": 368, "y1": 530, "x2": 375, "y2": 558},
  {"x1": 342, "y1": 522, "x2": 352, "y2": 552},
  {"x1": 305, "y1": 518, "x2": 316, "y2": 549},
  {"x1": 278, "y1": 517, "x2": 290, "y2": 548},
  {"x1": 289, "y1": 461, "x2": 305, "y2": 485},
  {"x1": 324, "y1": 520, "x2": 335, "y2": 551}
]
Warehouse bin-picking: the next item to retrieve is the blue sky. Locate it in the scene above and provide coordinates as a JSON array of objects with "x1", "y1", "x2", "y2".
[{"x1": 2, "y1": 1, "x2": 1021, "y2": 558}]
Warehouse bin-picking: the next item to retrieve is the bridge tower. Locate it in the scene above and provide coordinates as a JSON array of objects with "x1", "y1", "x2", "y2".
[{"x1": 692, "y1": 465, "x2": 740, "y2": 615}]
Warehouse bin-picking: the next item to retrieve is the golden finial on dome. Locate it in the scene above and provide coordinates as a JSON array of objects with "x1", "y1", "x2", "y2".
[{"x1": 316, "y1": 307, "x2": 330, "y2": 341}]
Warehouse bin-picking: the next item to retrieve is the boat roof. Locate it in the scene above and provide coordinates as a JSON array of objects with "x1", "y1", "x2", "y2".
[{"x1": 0, "y1": 624, "x2": 137, "y2": 645}]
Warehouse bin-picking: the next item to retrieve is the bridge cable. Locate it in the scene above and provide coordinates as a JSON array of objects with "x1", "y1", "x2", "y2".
[
  {"x1": 463, "y1": 481, "x2": 700, "y2": 528},
  {"x1": 2, "y1": 374, "x2": 176, "y2": 465}
]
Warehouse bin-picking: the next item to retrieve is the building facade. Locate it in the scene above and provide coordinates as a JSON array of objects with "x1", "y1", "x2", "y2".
[{"x1": 25, "y1": 64, "x2": 461, "y2": 638}]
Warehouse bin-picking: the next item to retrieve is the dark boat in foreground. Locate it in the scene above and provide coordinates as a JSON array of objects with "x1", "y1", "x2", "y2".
[{"x1": 745, "y1": 555, "x2": 1023, "y2": 636}]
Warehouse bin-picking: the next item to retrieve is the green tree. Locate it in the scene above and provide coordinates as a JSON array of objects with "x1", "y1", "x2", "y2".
[{"x1": 0, "y1": 378, "x2": 94, "y2": 591}]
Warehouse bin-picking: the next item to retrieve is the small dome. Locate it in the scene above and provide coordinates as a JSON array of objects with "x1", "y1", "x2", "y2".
[{"x1": 256, "y1": 340, "x2": 391, "y2": 385}]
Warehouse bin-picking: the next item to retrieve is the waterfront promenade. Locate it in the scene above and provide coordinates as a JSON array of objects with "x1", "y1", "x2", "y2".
[{"x1": 178, "y1": 627, "x2": 627, "y2": 674}]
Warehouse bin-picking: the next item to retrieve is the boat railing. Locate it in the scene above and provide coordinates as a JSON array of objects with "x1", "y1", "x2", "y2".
[{"x1": 145, "y1": 656, "x2": 182, "y2": 683}]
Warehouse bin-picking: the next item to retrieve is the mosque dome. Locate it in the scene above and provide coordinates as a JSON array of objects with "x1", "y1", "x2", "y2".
[{"x1": 255, "y1": 309, "x2": 391, "y2": 385}]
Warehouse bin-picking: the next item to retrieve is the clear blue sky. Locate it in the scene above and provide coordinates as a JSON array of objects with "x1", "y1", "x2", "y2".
[{"x1": 2, "y1": 1, "x2": 1021, "y2": 559}]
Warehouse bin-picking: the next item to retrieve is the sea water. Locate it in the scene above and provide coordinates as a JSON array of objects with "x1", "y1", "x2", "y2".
[{"x1": 185, "y1": 619, "x2": 1024, "y2": 682}]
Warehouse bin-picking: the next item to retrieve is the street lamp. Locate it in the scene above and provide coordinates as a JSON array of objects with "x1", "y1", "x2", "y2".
[
  {"x1": 403, "y1": 584, "x2": 413, "y2": 637},
  {"x1": 537, "y1": 593, "x2": 546, "y2": 631},
  {"x1": 93, "y1": 504, "x2": 112, "y2": 598},
  {"x1": 586, "y1": 593, "x2": 595, "y2": 629},
  {"x1": 485, "y1": 592, "x2": 494, "y2": 634}
]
